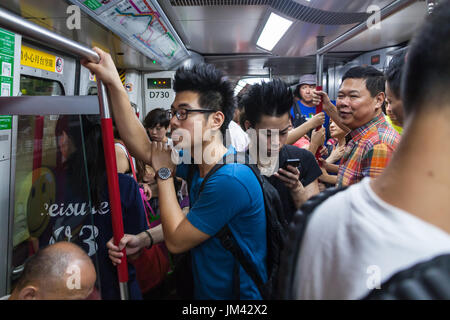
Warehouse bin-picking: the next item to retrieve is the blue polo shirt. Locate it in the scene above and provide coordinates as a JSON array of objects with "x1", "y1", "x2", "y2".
[
  {"x1": 290, "y1": 100, "x2": 332, "y2": 138},
  {"x1": 176, "y1": 147, "x2": 267, "y2": 299}
]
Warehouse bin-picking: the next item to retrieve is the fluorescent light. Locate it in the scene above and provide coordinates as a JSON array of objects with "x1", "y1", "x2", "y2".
[{"x1": 257, "y1": 12, "x2": 293, "y2": 51}]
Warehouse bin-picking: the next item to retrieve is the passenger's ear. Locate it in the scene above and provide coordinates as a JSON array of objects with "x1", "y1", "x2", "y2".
[
  {"x1": 210, "y1": 111, "x2": 224, "y2": 131},
  {"x1": 374, "y1": 91, "x2": 385, "y2": 111},
  {"x1": 18, "y1": 286, "x2": 38, "y2": 300}
]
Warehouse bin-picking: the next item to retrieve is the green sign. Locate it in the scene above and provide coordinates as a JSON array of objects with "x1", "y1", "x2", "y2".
[
  {"x1": 0, "y1": 27, "x2": 14, "y2": 99},
  {"x1": 0, "y1": 115, "x2": 12, "y2": 130},
  {"x1": 0, "y1": 76, "x2": 13, "y2": 97},
  {"x1": 0, "y1": 54, "x2": 14, "y2": 78},
  {"x1": 84, "y1": 0, "x2": 102, "y2": 11},
  {"x1": 0, "y1": 28, "x2": 15, "y2": 57}
]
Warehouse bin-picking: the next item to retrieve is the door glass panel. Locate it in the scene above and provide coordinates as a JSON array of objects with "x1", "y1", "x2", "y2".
[
  {"x1": 10, "y1": 76, "x2": 103, "y2": 299},
  {"x1": 20, "y1": 75, "x2": 64, "y2": 96}
]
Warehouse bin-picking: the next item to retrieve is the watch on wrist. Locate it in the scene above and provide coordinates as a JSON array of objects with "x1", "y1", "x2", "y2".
[{"x1": 157, "y1": 167, "x2": 172, "y2": 180}]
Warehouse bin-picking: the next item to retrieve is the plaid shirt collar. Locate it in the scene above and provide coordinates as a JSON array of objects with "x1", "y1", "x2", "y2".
[{"x1": 346, "y1": 113, "x2": 386, "y2": 144}]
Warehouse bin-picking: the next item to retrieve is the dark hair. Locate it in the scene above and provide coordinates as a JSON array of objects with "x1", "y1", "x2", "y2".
[
  {"x1": 173, "y1": 63, "x2": 235, "y2": 138},
  {"x1": 293, "y1": 84, "x2": 301, "y2": 99},
  {"x1": 342, "y1": 66, "x2": 385, "y2": 97},
  {"x1": 241, "y1": 78, "x2": 293, "y2": 127},
  {"x1": 385, "y1": 50, "x2": 407, "y2": 99},
  {"x1": 402, "y1": 0, "x2": 450, "y2": 115},
  {"x1": 236, "y1": 95, "x2": 245, "y2": 112},
  {"x1": 143, "y1": 108, "x2": 170, "y2": 129},
  {"x1": 55, "y1": 115, "x2": 106, "y2": 210}
]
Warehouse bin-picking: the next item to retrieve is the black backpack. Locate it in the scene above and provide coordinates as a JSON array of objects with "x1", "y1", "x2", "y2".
[
  {"x1": 175, "y1": 152, "x2": 287, "y2": 299},
  {"x1": 277, "y1": 186, "x2": 347, "y2": 299},
  {"x1": 277, "y1": 186, "x2": 450, "y2": 300},
  {"x1": 363, "y1": 253, "x2": 450, "y2": 300}
]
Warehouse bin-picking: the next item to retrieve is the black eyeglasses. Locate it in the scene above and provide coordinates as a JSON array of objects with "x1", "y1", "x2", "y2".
[{"x1": 166, "y1": 109, "x2": 215, "y2": 121}]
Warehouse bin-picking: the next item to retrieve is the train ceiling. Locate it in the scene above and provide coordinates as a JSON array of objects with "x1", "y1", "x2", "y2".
[{"x1": 0, "y1": 0, "x2": 427, "y2": 81}]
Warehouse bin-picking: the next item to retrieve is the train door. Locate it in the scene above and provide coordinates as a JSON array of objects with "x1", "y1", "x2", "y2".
[
  {"x1": 0, "y1": 27, "x2": 21, "y2": 297},
  {"x1": 3, "y1": 42, "x2": 103, "y2": 298}
]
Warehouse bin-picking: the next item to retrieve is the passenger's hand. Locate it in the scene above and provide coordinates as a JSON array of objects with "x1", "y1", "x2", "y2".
[
  {"x1": 139, "y1": 183, "x2": 152, "y2": 201},
  {"x1": 273, "y1": 165, "x2": 302, "y2": 191},
  {"x1": 151, "y1": 141, "x2": 177, "y2": 173},
  {"x1": 312, "y1": 90, "x2": 332, "y2": 107},
  {"x1": 318, "y1": 158, "x2": 333, "y2": 171},
  {"x1": 318, "y1": 182, "x2": 327, "y2": 192},
  {"x1": 326, "y1": 144, "x2": 345, "y2": 164},
  {"x1": 320, "y1": 166, "x2": 330, "y2": 176},
  {"x1": 319, "y1": 145, "x2": 328, "y2": 158},
  {"x1": 311, "y1": 127, "x2": 326, "y2": 147},
  {"x1": 81, "y1": 47, "x2": 123, "y2": 88},
  {"x1": 107, "y1": 234, "x2": 143, "y2": 266},
  {"x1": 308, "y1": 112, "x2": 325, "y2": 129}
]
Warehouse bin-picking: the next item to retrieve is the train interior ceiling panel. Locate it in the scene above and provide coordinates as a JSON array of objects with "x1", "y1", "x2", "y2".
[{"x1": 0, "y1": 0, "x2": 443, "y2": 300}]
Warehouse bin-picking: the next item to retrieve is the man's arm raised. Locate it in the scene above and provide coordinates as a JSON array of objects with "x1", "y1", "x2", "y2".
[
  {"x1": 286, "y1": 112, "x2": 325, "y2": 145},
  {"x1": 312, "y1": 90, "x2": 351, "y2": 135},
  {"x1": 81, "y1": 47, "x2": 152, "y2": 164}
]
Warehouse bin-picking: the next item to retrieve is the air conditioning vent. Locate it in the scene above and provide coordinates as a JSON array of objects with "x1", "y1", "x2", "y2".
[
  {"x1": 171, "y1": 1, "x2": 271, "y2": 5},
  {"x1": 170, "y1": 0, "x2": 369, "y2": 25}
]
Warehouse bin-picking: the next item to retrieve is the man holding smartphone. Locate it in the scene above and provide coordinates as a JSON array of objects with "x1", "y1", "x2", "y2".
[{"x1": 242, "y1": 79, "x2": 322, "y2": 223}]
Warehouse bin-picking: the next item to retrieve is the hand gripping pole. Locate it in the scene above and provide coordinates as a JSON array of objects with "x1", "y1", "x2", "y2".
[{"x1": 97, "y1": 80, "x2": 129, "y2": 300}]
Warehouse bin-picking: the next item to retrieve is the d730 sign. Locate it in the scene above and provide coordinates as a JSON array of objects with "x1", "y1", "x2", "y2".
[{"x1": 150, "y1": 91, "x2": 170, "y2": 99}]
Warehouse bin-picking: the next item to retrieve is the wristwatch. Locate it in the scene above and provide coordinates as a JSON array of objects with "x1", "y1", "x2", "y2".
[{"x1": 157, "y1": 167, "x2": 172, "y2": 180}]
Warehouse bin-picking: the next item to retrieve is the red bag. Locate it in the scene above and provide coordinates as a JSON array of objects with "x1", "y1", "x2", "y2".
[
  {"x1": 132, "y1": 191, "x2": 170, "y2": 293},
  {"x1": 118, "y1": 142, "x2": 170, "y2": 293}
]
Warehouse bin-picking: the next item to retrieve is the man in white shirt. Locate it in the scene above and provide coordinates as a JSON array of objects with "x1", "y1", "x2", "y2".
[
  {"x1": 226, "y1": 120, "x2": 249, "y2": 152},
  {"x1": 295, "y1": 1, "x2": 450, "y2": 300}
]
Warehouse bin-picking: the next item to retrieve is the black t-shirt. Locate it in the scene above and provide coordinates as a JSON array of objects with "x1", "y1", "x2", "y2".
[{"x1": 268, "y1": 145, "x2": 322, "y2": 223}]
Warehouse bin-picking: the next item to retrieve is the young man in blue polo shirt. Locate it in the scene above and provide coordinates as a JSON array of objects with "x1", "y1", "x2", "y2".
[{"x1": 83, "y1": 51, "x2": 267, "y2": 299}]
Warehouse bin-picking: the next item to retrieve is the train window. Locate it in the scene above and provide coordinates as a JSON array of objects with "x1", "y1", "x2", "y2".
[
  {"x1": 19, "y1": 75, "x2": 64, "y2": 96},
  {"x1": 9, "y1": 77, "x2": 102, "y2": 297}
]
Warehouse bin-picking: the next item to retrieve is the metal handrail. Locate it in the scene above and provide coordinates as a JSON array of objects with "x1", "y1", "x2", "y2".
[
  {"x1": 0, "y1": 7, "x2": 99, "y2": 63},
  {"x1": 0, "y1": 6, "x2": 129, "y2": 300},
  {"x1": 315, "y1": 0, "x2": 417, "y2": 85},
  {"x1": 317, "y1": 0, "x2": 417, "y2": 56}
]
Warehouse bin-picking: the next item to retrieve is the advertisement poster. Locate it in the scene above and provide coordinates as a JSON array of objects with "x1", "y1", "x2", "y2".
[{"x1": 0, "y1": 27, "x2": 14, "y2": 130}]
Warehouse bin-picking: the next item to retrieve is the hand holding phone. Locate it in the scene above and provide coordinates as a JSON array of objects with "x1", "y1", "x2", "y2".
[
  {"x1": 275, "y1": 158, "x2": 301, "y2": 190},
  {"x1": 283, "y1": 158, "x2": 301, "y2": 170}
]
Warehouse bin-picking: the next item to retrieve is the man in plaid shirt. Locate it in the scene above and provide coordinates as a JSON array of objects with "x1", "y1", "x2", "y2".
[{"x1": 313, "y1": 66, "x2": 401, "y2": 187}]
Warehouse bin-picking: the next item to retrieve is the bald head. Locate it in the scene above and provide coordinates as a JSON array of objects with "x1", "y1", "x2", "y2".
[{"x1": 11, "y1": 242, "x2": 96, "y2": 300}]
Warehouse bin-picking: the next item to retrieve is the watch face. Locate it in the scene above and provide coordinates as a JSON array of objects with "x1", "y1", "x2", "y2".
[{"x1": 158, "y1": 167, "x2": 171, "y2": 180}]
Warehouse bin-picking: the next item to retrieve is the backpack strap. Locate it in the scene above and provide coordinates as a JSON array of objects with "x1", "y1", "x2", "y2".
[
  {"x1": 276, "y1": 186, "x2": 347, "y2": 299},
  {"x1": 192, "y1": 151, "x2": 268, "y2": 298},
  {"x1": 292, "y1": 102, "x2": 307, "y2": 128},
  {"x1": 216, "y1": 225, "x2": 266, "y2": 298},
  {"x1": 198, "y1": 151, "x2": 247, "y2": 194}
]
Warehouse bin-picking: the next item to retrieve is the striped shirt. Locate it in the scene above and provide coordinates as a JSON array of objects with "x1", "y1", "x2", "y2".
[{"x1": 336, "y1": 113, "x2": 401, "y2": 187}]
